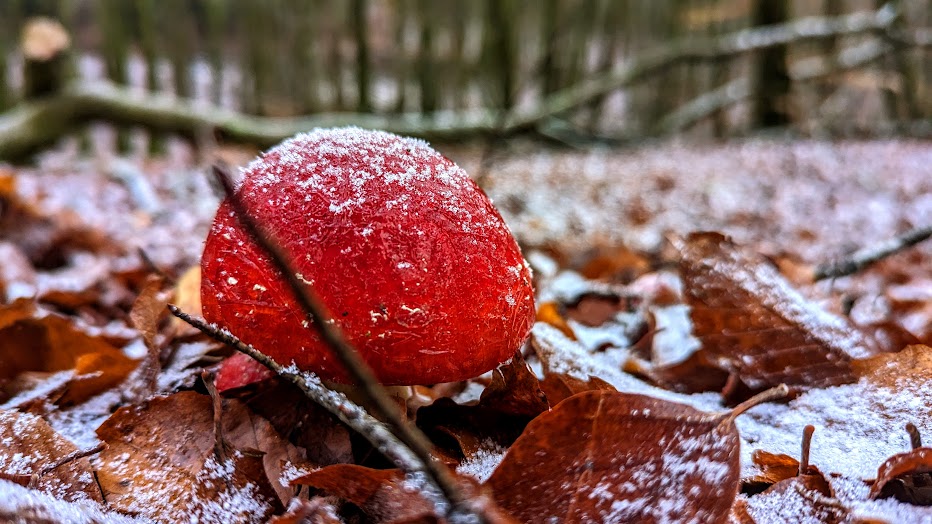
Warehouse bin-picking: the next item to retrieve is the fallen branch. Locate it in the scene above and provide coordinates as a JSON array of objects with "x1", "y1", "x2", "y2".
[
  {"x1": 814, "y1": 225, "x2": 932, "y2": 280},
  {"x1": 0, "y1": 82, "x2": 501, "y2": 160}
]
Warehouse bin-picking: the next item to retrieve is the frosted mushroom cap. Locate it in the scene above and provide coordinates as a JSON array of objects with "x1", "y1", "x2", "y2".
[{"x1": 201, "y1": 127, "x2": 536, "y2": 385}]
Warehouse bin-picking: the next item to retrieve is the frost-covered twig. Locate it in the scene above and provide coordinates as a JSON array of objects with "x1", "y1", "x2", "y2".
[
  {"x1": 814, "y1": 225, "x2": 932, "y2": 281},
  {"x1": 168, "y1": 306, "x2": 423, "y2": 473}
]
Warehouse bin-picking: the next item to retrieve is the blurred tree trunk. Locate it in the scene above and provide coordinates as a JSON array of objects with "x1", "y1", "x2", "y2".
[
  {"x1": 752, "y1": 0, "x2": 790, "y2": 127},
  {"x1": 353, "y1": 0, "x2": 372, "y2": 113}
]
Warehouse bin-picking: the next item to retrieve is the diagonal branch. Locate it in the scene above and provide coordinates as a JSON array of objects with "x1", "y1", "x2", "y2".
[
  {"x1": 814, "y1": 225, "x2": 932, "y2": 281},
  {"x1": 169, "y1": 305, "x2": 422, "y2": 472}
]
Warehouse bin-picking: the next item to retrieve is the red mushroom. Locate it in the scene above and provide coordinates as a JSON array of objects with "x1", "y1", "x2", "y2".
[{"x1": 202, "y1": 128, "x2": 535, "y2": 388}]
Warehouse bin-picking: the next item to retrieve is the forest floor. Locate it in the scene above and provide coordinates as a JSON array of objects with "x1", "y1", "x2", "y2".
[{"x1": 1, "y1": 136, "x2": 930, "y2": 522}]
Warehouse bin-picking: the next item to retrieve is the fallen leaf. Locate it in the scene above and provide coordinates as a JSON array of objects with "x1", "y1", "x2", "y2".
[
  {"x1": 477, "y1": 351, "x2": 549, "y2": 418},
  {"x1": 577, "y1": 245, "x2": 651, "y2": 283},
  {"x1": 169, "y1": 266, "x2": 202, "y2": 337},
  {"x1": 486, "y1": 390, "x2": 741, "y2": 523},
  {"x1": 0, "y1": 299, "x2": 138, "y2": 406},
  {"x1": 0, "y1": 409, "x2": 102, "y2": 503},
  {"x1": 535, "y1": 301, "x2": 577, "y2": 340},
  {"x1": 95, "y1": 391, "x2": 300, "y2": 520},
  {"x1": 745, "y1": 450, "x2": 800, "y2": 489},
  {"x1": 267, "y1": 497, "x2": 342, "y2": 524},
  {"x1": 538, "y1": 372, "x2": 616, "y2": 406},
  {"x1": 672, "y1": 232, "x2": 885, "y2": 393},
  {"x1": 416, "y1": 354, "x2": 550, "y2": 463},
  {"x1": 289, "y1": 465, "x2": 434, "y2": 523},
  {"x1": 241, "y1": 378, "x2": 354, "y2": 467},
  {"x1": 869, "y1": 447, "x2": 932, "y2": 505}
]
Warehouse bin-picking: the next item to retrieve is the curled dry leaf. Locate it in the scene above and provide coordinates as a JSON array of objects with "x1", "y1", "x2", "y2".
[
  {"x1": 671, "y1": 232, "x2": 889, "y2": 393},
  {"x1": 0, "y1": 299, "x2": 138, "y2": 406},
  {"x1": 95, "y1": 391, "x2": 301, "y2": 521},
  {"x1": 267, "y1": 497, "x2": 342, "y2": 524},
  {"x1": 0, "y1": 410, "x2": 101, "y2": 503},
  {"x1": 289, "y1": 465, "x2": 434, "y2": 523},
  {"x1": 745, "y1": 450, "x2": 800, "y2": 489},
  {"x1": 416, "y1": 353, "x2": 550, "y2": 462},
  {"x1": 290, "y1": 464, "x2": 516, "y2": 524},
  {"x1": 535, "y1": 301, "x2": 577, "y2": 340},
  {"x1": 169, "y1": 266, "x2": 202, "y2": 337},
  {"x1": 869, "y1": 447, "x2": 932, "y2": 505},
  {"x1": 477, "y1": 351, "x2": 549, "y2": 419},
  {"x1": 486, "y1": 390, "x2": 740, "y2": 524},
  {"x1": 243, "y1": 379, "x2": 354, "y2": 467}
]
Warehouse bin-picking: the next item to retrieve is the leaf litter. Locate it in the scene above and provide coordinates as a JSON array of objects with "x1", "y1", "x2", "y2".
[{"x1": 0, "y1": 139, "x2": 930, "y2": 522}]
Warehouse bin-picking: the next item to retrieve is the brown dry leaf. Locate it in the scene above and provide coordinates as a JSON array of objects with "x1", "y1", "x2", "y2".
[
  {"x1": 0, "y1": 242, "x2": 37, "y2": 301},
  {"x1": 564, "y1": 292, "x2": 637, "y2": 328},
  {"x1": 742, "y1": 475, "x2": 848, "y2": 523},
  {"x1": 536, "y1": 301, "x2": 576, "y2": 340},
  {"x1": 96, "y1": 391, "x2": 300, "y2": 521},
  {"x1": 745, "y1": 450, "x2": 800, "y2": 488},
  {"x1": 290, "y1": 465, "x2": 516, "y2": 524},
  {"x1": 129, "y1": 274, "x2": 168, "y2": 352},
  {"x1": 416, "y1": 355, "x2": 550, "y2": 462},
  {"x1": 267, "y1": 498, "x2": 342, "y2": 524},
  {"x1": 170, "y1": 265, "x2": 202, "y2": 337},
  {"x1": 538, "y1": 372, "x2": 616, "y2": 406},
  {"x1": 0, "y1": 409, "x2": 102, "y2": 502},
  {"x1": 0, "y1": 171, "x2": 113, "y2": 268},
  {"x1": 672, "y1": 232, "x2": 885, "y2": 393},
  {"x1": 853, "y1": 344, "x2": 932, "y2": 386},
  {"x1": 477, "y1": 351, "x2": 549, "y2": 418},
  {"x1": 243, "y1": 379, "x2": 354, "y2": 466},
  {"x1": 577, "y1": 245, "x2": 652, "y2": 283},
  {"x1": 869, "y1": 447, "x2": 932, "y2": 505},
  {"x1": 486, "y1": 390, "x2": 740, "y2": 523},
  {"x1": 289, "y1": 465, "x2": 434, "y2": 523},
  {"x1": 0, "y1": 299, "x2": 138, "y2": 406}
]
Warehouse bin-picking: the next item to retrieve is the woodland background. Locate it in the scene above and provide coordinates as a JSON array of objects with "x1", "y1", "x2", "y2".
[
  {"x1": 0, "y1": 1, "x2": 931, "y2": 523},
  {"x1": 0, "y1": 0, "x2": 930, "y2": 159}
]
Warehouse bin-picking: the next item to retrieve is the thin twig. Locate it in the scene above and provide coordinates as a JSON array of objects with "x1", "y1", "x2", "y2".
[
  {"x1": 720, "y1": 384, "x2": 790, "y2": 426},
  {"x1": 37, "y1": 443, "x2": 106, "y2": 477},
  {"x1": 800, "y1": 425, "x2": 815, "y2": 475},
  {"x1": 207, "y1": 165, "x2": 482, "y2": 520},
  {"x1": 906, "y1": 422, "x2": 922, "y2": 450},
  {"x1": 168, "y1": 305, "x2": 422, "y2": 473},
  {"x1": 814, "y1": 225, "x2": 932, "y2": 281},
  {"x1": 202, "y1": 370, "x2": 230, "y2": 464}
]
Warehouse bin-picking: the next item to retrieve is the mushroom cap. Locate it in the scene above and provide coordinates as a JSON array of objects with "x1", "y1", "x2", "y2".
[{"x1": 201, "y1": 128, "x2": 535, "y2": 385}]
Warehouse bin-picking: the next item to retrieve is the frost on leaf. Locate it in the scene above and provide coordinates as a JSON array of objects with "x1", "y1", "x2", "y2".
[
  {"x1": 0, "y1": 299, "x2": 138, "y2": 407},
  {"x1": 486, "y1": 390, "x2": 740, "y2": 524},
  {"x1": 669, "y1": 232, "x2": 890, "y2": 393},
  {"x1": 0, "y1": 410, "x2": 102, "y2": 503},
  {"x1": 95, "y1": 391, "x2": 300, "y2": 521}
]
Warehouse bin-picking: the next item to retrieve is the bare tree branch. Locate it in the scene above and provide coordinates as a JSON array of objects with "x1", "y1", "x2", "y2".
[{"x1": 814, "y1": 225, "x2": 932, "y2": 281}]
